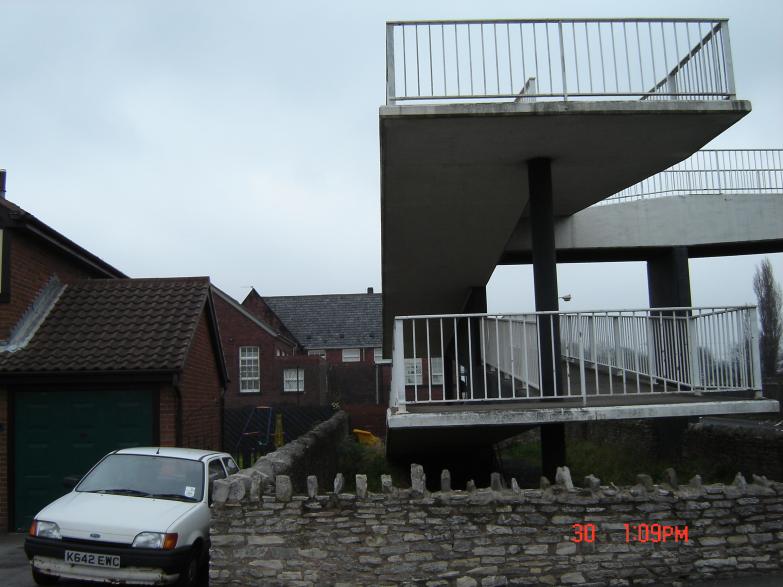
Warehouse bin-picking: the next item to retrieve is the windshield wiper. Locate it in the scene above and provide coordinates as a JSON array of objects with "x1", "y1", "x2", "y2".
[
  {"x1": 94, "y1": 488, "x2": 151, "y2": 497},
  {"x1": 148, "y1": 493, "x2": 198, "y2": 502}
]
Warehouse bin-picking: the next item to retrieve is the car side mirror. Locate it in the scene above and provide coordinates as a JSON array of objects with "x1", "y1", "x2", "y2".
[{"x1": 63, "y1": 475, "x2": 81, "y2": 490}]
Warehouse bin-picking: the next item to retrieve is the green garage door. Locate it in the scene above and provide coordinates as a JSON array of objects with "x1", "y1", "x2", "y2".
[{"x1": 14, "y1": 390, "x2": 154, "y2": 531}]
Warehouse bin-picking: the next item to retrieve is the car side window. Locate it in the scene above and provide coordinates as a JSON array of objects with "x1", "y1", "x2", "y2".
[
  {"x1": 207, "y1": 459, "x2": 227, "y2": 505},
  {"x1": 223, "y1": 457, "x2": 239, "y2": 476},
  {"x1": 209, "y1": 459, "x2": 227, "y2": 482}
]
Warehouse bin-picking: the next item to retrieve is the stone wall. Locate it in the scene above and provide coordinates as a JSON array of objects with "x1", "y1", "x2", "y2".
[
  {"x1": 210, "y1": 465, "x2": 783, "y2": 586},
  {"x1": 215, "y1": 410, "x2": 348, "y2": 500}
]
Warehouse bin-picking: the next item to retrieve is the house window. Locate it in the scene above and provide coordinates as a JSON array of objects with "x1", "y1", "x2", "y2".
[
  {"x1": 308, "y1": 349, "x2": 326, "y2": 359},
  {"x1": 284, "y1": 368, "x2": 305, "y2": 392},
  {"x1": 373, "y1": 348, "x2": 383, "y2": 363},
  {"x1": 430, "y1": 357, "x2": 444, "y2": 385},
  {"x1": 239, "y1": 346, "x2": 260, "y2": 392},
  {"x1": 342, "y1": 348, "x2": 360, "y2": 363},
  {"x1": 405, "y1": 358, "x2": 422, "y2": 386}
]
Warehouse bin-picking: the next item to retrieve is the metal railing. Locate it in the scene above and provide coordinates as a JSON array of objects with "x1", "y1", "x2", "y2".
[
  {"x1": 386, "y1": 19, "x2": 735, "y2": 104},
  {"x1": 389, "y1": 306, "x2": 762, "y2": 412},
  {"x1": 598, "y1": 149, "x2": 783, "y2": 205}
]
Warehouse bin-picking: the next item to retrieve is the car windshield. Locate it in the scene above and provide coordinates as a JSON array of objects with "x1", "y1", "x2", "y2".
[{"x1": 77, "y1": 454, "x2": 204, "y2": 502}]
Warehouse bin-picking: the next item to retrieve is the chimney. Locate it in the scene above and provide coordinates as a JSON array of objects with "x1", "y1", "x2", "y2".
[
  {"x1": 367, "y1": 287, "x2": 374, "y2": 294},
  {"x1": 0, "y1": 169, "x2": 6, "y2": 199}
]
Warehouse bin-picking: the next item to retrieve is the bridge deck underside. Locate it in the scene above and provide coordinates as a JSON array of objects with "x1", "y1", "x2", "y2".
[{"x1": 386, "y1": 363, "x2": 778, "y2": 458}]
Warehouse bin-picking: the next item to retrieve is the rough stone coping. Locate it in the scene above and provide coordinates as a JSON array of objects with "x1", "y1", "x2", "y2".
[
  {"x1": 212, "y1": 410, "x2": 348, "y2": 505},
  {"x1": 211, "y1": 462, "x2": 782, "y2": 506}
]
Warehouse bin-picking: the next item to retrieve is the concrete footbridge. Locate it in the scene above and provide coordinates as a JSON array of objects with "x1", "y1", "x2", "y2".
[{"x1": 378, "y1": 18, "x2": 781, "y2": 471}]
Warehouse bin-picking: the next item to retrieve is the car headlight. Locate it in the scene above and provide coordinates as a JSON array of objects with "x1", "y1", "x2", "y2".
[
  {"x1": 132, "y1": 532, "x2": 178, "y2": 550},
  {"x1": 30, "y1": 520, "x2": 61, "y2": 540}
]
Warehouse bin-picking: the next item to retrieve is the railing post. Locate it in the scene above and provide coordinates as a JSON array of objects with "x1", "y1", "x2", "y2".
[
  {"x1": 386, "y1": 23, "x2": 397, "y2": 105},
  {"x1": 719, "y1": 20, "x2": 736, "y2": 98},
  {"x1": 578, "y1": 317, "x2": 587, "y2": 405},
  {"x1": 687, "y1": 315, "x2": 701, "y2": 394},
  {"x1": 749, "y1": 307, "x2": 763, "y2": 398},
  {"x1": 612, "y1": 316, "x2": 622, "y2": 371},
  {"x1": 646, "y1": 315, "x2": 657, "y2": 381},
  {"x1": 392, "y1": 318, "x2": 407, "y2": 412},
  {"x1": 558, "y1": 21, "x2": 568, "y2": 100}
]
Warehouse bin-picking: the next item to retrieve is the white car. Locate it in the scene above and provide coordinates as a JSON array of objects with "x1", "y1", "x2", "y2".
[{"x1": 24, "y1": 447, "x2": 239, "y2": 586}]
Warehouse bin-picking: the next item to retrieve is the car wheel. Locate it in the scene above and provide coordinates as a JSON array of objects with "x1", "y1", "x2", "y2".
[
  {"x1": 177, "y1": 549, "x2": 200, "y2": 587},
  {"x1": 32, "y1": 569, "x2": 59, "y2": 585}
]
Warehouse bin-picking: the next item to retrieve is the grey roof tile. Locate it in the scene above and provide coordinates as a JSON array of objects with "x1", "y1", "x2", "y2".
[{"x1": 264, "y1": 293, "x2": 382, "y2": 349}]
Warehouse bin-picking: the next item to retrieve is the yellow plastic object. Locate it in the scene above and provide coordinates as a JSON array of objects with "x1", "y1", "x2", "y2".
[
  {"x1": 353, "y1": 428, "x2": 380, "y2": 446},
  {"x1": 274, "y1": 413, "x2": 284, "y2": 448}
]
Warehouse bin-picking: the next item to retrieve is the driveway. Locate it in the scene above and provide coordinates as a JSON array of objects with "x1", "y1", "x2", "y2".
[{"x1": 1, "y1": 532, "x2": 108, "y2": 586}]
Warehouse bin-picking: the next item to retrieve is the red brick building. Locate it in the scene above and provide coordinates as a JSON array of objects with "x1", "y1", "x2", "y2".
[
  {"x1": 0, "y1": 197, "x2": 227, "y2": 532},
  {"x1": 212, "y1": 286, "x2": 329, "y2": 409},
  {"x1": 242, "y1": 288, "x2": 391, "y2": 435}
]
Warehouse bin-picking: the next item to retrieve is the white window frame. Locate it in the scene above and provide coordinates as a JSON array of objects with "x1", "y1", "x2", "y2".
[
  {"x1": 373, "y1": 348, "x2": 383, "y2": 363},
  {"x1": 283, "y1": 368, "x2": 305, "y2": 393},
  {"x1": 405, "y1": 358, "x2": 423, "y2": 386},
  {"x1": 430, "y1": 357, "x2": 444, "y2": 385},
  {"x1": 342, "y1": 348, "x2": 361, "y2": 363},
  {"x1": 308, "y1": 349, "x2": 326, "y2": 359},
  {"x1": 239, "y1": 346, "x2": 260, "y2": 392}
]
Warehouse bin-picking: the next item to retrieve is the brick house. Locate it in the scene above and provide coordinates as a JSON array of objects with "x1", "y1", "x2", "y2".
[
  {"x1": 212, "y1": 286, "x2": 329, "y2": 409},
  {"x1": 0, "y1": 195, "x2": 227, "y2": 532},
  {"x1": 242, "y1": 288, "x2": 391, "y2": 435}
]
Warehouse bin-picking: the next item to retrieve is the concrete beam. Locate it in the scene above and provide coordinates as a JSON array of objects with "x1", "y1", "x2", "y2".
[
  {"x1": 387, "y1": 399, "x2": 779, "y2": 430},
  {"x1": 502, "y1": 193, "x2": 783, "y2": 263}
]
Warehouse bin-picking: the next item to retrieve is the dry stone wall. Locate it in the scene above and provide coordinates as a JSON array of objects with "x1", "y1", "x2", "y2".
[{"x1": 210, "y1": 464, "x2": 783, "y2": 586}]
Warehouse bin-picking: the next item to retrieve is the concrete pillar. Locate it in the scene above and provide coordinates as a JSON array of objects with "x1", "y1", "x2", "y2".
[
  {"x1": 446, "y1": 286, "x2": 488, "y2": 400},
  {"x1": 647, "y1": 246, "x2": 693, "y2": 460},
  {"x1": 465, "y1": 286, "x2": 487, "y2": 399},
  {"x1": 647, "y1": 246, "x2": 692, "y2": 308},
  {"x1": 527, "y1": 157, "x2": 566, "y2": 481}
]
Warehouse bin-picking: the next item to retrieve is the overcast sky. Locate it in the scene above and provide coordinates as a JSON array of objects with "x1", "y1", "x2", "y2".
[{"x1": 0, "y1": 0, "x2": 780, "y2": 314}]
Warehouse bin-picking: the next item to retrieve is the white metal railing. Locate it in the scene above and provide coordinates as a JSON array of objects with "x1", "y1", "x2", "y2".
[
  {"x1": 598, "y1": 149, "x2": 783, "y2": 205},
  {"x1": 386, "y1": 19, "x2": 735, "y2": 104},
  {"x1": 390, "y1": 307, "x2": 762, "y2": 411}
]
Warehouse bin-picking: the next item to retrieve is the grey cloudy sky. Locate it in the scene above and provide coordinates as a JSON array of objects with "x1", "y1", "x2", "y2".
[{"x1": 0, "y1": 0, "x2": 781, "y2": 314}]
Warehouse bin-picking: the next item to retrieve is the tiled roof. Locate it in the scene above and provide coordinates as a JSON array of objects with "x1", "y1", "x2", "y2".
[
  {"x1": 263, "y1": 293, "x2": 382, "y2": 350},
  {"x1": 0, "y1": 278, "x2": 211, "y2": 374}
]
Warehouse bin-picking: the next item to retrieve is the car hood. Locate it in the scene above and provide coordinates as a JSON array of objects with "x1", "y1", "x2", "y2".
[{"x1": 37, "y1": 491, "x2": 197, "y2": 543}]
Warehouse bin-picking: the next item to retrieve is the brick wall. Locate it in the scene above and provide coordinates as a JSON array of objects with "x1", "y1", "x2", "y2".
[
  {"x1": 0, "y1": 389, "x2": 7, "y2": 532},
  {"x1": 0, "y1": 230, "x2": 111, "y2": 339},
  {"x1": 241, "y1": 292, "x2": 298, "y2": 343},
  {"x1": 211, "y1": 466, "x2": 783, "y2": 586},
  {"x1": 159, "y1": 385, "x2": 178, "y2": 447},
  {"x1": 179, "y1": 309, "x2": 223, "y2": 450}
]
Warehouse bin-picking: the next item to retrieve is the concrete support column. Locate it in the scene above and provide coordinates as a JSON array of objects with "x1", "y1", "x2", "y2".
[
  {"x1": 527, "y1": 157, "x2": 566, "y2": 481},
  {"x1": 464, "y1": 286, "x2": 488, "y2": 399},
  {"x1": 444, "y1": 286, "x2": 487, "y2": 400},
  {"x1": 647, "y1": 246, "x2": 693, "y2": 460},
  {"x1": 647, "y1": 246, "x2": 692, "y2": 308}
]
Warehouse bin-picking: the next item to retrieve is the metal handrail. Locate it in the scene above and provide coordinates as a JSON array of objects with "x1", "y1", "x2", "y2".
[
  {"x1": 386, "y1": 18, "x2": 735, "y2": 104},
  {"x1": 390, "y1": 306, "x2": 762, "y2": 412},
  {"x1": 598, "y1": 149, "x2": 783, "y2": 205}
]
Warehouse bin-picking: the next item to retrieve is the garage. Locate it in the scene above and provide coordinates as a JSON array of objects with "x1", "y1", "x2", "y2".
[{"x1": 13, "y1": 390, "x2": 154, "y2": 531}]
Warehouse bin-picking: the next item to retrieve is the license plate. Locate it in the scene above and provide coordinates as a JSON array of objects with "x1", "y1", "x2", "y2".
[{"x1": 65, "y1": 550, "x2": 120, "y2": 568}]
